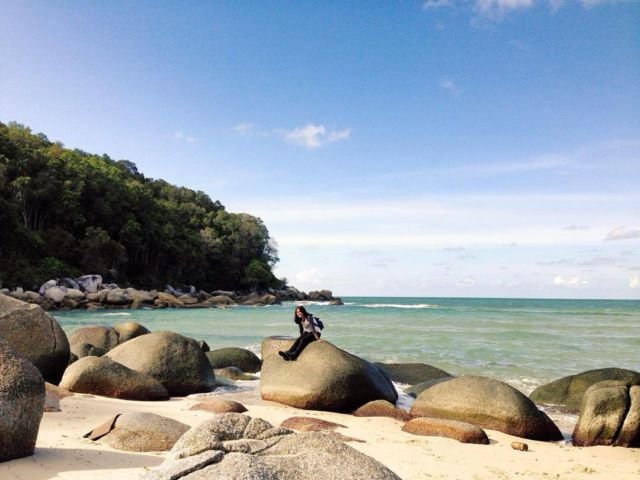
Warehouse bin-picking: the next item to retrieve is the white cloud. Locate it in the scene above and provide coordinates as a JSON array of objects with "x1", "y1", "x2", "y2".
[
  {"x1": 553, "y1": 275, "x2": 589, "y2": 287},
  {"x1": 229, "y1": 192, "x2": 639, "y2": 249},
  {"x1": 422, "y1": 0, "x2": 631, "y2": 20},
  {"x1": 564, "y1": 225, "x2": 590, "y2": 231},
  {"x1": 233, "y1": 123, "x2": 254, "y2": 135},
  {"x1": 423, "y1": 0, "x2": 454, "y2": 9},
  {"x1": 605, "y1": 226, "x2": 640, "y2": 241},
  {"x1": 283, "y1": 124, "x2": 351, "y2": 149},
  {"x1": 580, "y1": 0, "x2": 627, "y2": 6},
  {"x1": 456, "y1": 276, "x2": 476, "y2": 287},
  {"x1": 456, "y1": 154, "x2": 572, "y2": 175},
  {"x1": 295, "y1": 267, "x2": 325, "y2": 286},
  {"x1": 174, "y1": 131, "x2": 196, "y2": 143},
  {"x1": 630, "y1": 276, "x2": 640, "y2": 289},
  {"x1": 475, "y1": 0, "x2": 534, "y2": 14},
  {"x1": 439, "y1": 78, "x2": 461, "y2": 96}
]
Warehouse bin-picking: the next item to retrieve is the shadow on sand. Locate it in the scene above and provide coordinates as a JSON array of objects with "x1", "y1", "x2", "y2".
[{"x1": 0, "y1": 446, "x2": 163, "y2": 479}]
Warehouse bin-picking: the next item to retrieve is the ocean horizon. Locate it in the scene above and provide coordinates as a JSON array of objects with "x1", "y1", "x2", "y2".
[{"x1": 52, "y1": 296, "x2": 640, "y2": 397}]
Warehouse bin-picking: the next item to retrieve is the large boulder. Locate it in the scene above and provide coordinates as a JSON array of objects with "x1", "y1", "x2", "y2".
[
  {"x1": 0, "y1": 338, "x2": 45, "y2": 461},
  {"x1": 530, "y1": 368, "x2": 640, "y2": 412},
  {"x1": 373, "y1": 362, "x2": 452, "y2": 385},
  {"x1": 105, "y1": 288, "x2": 131, "y2": 306},
  {"x1": 44, "y1": 286, "x2": 67, "y2": 303},
  {"x1": 154, "y1": 292, "x2": 184, "y2": 308},
  {"x1": 260, "y1": 338, "x2": 397, "y2": 412},
  {"x1": 205, "y1": 295, "x2": 235, "y2": 307},
  {"x1": 143, "y1": 413, "x2": 400, "y2": 480},
  {"x1": 70, "y1": 342, "x2": 107, "y2": 360},
  {"x1": 410, "y1": 375, "x2": 563, "y2": 441},
  {"x1": 572, "y1": 380, "x2": 640, "y2": 447},
  {"x1": 64, "y1": 288, "x2": 86, "y2": 301},
  {"x1": 206, "y1": 347, "x2": 262, "y2": 373},
  {"x1": 68, "y1": 325, "x2": 120, "y2": 351},
  {"x1": 113, "y1": 321, "x2": 150, "y2": 344},
  {"x1": 59, "y1": 356, "x2": 169, "y2": 400},
  {"x1": 76, "y1": 274, "x2": 102, "y2": 293},
  {"x1": 94, "y1": 412, "x2": 190, "y2": 452},
  {"x1": 105, "y1": 331, "x2": 216, "y2": 396},
  {"x1": 0, "y1": 294, "x2": 70, "y2": 384}
]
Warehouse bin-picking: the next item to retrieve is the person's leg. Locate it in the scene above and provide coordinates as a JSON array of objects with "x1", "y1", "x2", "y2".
[
  {"x1": 279, "y1": 335, "x2": 303, "y2": 360},
  {"x1": 287, "y1": 332, "x2": 317, "y2": 360}
]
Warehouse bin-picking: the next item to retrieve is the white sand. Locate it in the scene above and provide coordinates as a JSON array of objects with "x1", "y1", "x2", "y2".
[{"x1": 1, "y1": 387, "x2": 639, "y2": 480}]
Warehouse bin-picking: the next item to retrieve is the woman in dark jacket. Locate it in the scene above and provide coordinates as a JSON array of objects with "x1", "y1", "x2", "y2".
[{"x1": 278, "y1": 305, "x2": 321, "y2": 361}]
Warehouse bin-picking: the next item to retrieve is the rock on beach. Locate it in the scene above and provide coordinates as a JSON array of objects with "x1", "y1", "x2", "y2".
[
  {"x1": 260, "y1": 337, "x2": 397, "y2": 412},
  {"x1": 0, "y1": 294, "x2": 70, "y2": 384},
  {"x1": 0, "y1": 338, "x2": 45, "y2": 461},
  {"x1": 105, "y1": 331, "x2": 216, "y2": 396},
  {"x1": 410, "y1": 375, "x2": 563, "y2": 441}
]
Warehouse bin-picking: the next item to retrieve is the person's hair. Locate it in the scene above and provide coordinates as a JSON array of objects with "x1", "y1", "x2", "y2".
[{"x1": 294, "y1": 305, "x2": 310, "y2": 323}]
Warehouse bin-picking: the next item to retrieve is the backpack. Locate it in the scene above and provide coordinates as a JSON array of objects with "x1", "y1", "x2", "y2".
[{"x1": 313, "y1": 316, "x2": 324, "y2": 330}]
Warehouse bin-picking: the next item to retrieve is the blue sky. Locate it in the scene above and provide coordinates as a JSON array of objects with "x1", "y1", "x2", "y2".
[{"x1": 1, "y1": 1, "x2": 639, "y2": 298}]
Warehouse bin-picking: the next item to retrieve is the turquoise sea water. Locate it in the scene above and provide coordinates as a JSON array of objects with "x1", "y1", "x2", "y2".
[{"x1": 52, "y1": 297, "x2": 640, "y2": 394}]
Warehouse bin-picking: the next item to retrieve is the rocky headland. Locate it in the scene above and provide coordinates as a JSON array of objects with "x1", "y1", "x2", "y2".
[{"x1": 0, "y1": 274, "x2": 343, "y2": 311}]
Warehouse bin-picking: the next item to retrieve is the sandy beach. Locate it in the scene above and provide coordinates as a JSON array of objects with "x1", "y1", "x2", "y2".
[{"x1": 1, "y1": 385, "x2": 639, "y2": 480}]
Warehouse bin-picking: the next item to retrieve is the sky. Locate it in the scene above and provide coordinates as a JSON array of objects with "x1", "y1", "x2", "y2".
[{"x1": 1, "y1": 1, "x2": 639, "y2": 299}]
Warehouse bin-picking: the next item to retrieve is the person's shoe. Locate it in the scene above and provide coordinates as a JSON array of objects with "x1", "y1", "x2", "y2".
[{"x1": 278, "y1": 351, "x2": 290, "y2": 361}]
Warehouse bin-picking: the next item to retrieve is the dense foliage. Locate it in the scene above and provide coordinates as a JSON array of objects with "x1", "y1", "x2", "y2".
[{"x1": 0, "y1": 121, "x2": 282, "y2": 291}]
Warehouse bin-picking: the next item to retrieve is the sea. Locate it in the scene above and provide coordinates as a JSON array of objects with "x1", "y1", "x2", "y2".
[{"x1": 52, "y1": 296, "x2": 640, "y2": 396}]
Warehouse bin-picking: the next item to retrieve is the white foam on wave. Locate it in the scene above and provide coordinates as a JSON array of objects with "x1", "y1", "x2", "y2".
[
  {"x1": 101, "y1": 312, "x2": 131, "y2": 316},
  {"x1": 360, "y1": 303, "x2": 438, "y2": 309},
  {"x1": 394, "y1": 382, "x2": 416, "y2": 412}
]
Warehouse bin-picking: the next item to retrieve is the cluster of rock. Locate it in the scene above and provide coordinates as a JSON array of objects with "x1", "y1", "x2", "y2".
[
  {"x1": 1, "y1": 275, "x2": 343, "y2": 311},
  {"x1": 1, "y1": 292, "x2": 639, "y2": 468},
  {"x1": 530, "y1": 367, "x2": 640, "y2": 447},
  {"x1": 134, "y1": 412, "x2": 401, "y2": 479}
]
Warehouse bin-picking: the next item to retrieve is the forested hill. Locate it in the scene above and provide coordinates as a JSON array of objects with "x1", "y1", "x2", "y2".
[{"x1": 0, "y1": 121, "x2": 282, "y2": 291}]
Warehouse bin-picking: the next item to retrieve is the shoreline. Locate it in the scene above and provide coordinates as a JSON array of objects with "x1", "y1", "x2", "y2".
[{"x1": 2, "y1": 386, "x2": 638, "y2": 480}]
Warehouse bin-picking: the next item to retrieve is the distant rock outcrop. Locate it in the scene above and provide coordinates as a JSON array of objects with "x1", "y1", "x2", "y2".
[{"x1": 9, "y1": 278, "x2": 343, "y2": 311}]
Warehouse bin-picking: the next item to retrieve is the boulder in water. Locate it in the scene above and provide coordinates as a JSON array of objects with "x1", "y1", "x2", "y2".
[{"x1": 530, "y1": 368, "x2": 640, "y2": 413}]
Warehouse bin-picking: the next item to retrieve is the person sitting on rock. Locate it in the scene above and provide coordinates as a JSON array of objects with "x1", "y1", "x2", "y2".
[{"x1": 278, "y1": 306, "x2": 321, "y2": 361}]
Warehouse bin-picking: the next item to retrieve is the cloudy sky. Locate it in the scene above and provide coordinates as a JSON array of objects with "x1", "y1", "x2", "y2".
[{"x1": 1, "y1": 1, "x2": 639, "y2": 298}]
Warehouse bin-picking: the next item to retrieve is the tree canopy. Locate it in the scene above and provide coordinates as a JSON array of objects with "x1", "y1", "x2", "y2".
[{"x1": 0, "y1": 121, "x2": 281, "y2": 291}]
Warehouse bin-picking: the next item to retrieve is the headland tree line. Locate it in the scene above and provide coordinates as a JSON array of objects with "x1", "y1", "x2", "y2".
[{"x1": 0, "y1": 121, "x2": 285, "y2": 294}]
